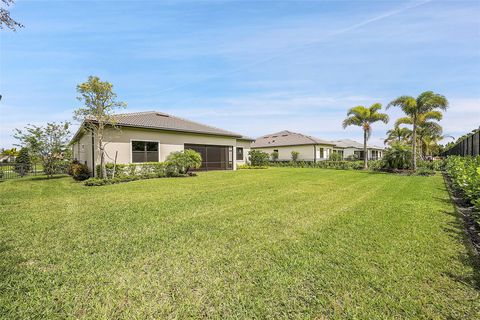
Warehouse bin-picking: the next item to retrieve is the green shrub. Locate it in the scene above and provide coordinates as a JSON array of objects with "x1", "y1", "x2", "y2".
[
  {"x1": 417, "y1": 160, "x2": 444, "y2": 171},
  {"x1": 96, "y1": 162, "x2": 167, "y2": 179},
  {"x1": 71, "y1": 162, "x2": 90, "y2": 181},
  {"x1": 271, "y1": 151, "x2": 279, "y2": 161},
  {"x1": 382, "y1": 143, "x2": 412, "y2": 170},
  {"x1": 329, "y1": 153, "x2": 342, "y2": 161},
  {"x1": 444, "y1": 156, "x2": 480, "y2": 214},
  {"x1": 415, "y1": 167, "x2": 435, "y2": 176},
  {"x1": 291, "y1": 151, "x2": 300, "y2": 162},
  {"x1": 269, "y1": 160, "x2": 365, "y2": 170},
  {"x1": 249, "y1": 150, "x2": 270, "y2": 166},
  {"x1": 0, "y1": 170, "x2": 3, "y2": 180},
  {"x1": 166, "y1": 149, "x2": 202, "y2": 174},
  {"x1": 238, "y1": 164, "x2": 268, "y2": 169}
]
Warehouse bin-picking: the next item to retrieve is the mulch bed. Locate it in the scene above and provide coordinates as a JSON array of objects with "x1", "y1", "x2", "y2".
[{"x1": 443, "y1": 173, "x2": 480, "y2": 255}]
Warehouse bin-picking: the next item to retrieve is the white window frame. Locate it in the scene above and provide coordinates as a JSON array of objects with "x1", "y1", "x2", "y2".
[{"x1": 130, "y1": 139, "x2": 161, "y2": 163}]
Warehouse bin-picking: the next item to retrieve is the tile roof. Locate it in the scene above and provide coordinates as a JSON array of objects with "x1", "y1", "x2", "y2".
[
  {"x1": 252, "y1": 130, "x2": 335, "y2": 148},
  {"x1": 83, "y1": 111, "x2": 246, "y2": 138}
]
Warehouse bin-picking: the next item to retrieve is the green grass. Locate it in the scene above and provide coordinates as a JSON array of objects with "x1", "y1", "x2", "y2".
[{"x1": 0, "y1": 168, "x2": 479, "y2": 319}]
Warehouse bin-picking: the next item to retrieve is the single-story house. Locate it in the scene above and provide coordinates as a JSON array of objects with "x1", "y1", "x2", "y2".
[
  {"x1": 251, "y1": 131, "x2": 385, "y2": 161},
  {"x1": 330, "y1": 139, "x2": 384, "y2": 160},
  {"x1": 71, "y1": 111, "x2": 253, "y2": 175},
  {"x1": 251, "y1": 130, "x2": 336, "y2": 161}
]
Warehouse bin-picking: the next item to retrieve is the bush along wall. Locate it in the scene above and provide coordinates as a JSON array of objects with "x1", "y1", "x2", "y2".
[
  {"x1": 444, "y1": 156, "x2": 480, "y2": 214},
  {"x1": 268, "y1": 160, "x2": 378, "y2": 170},
  {"x1": 87, "y1": 162, "x2": 191, "y2": 186}
]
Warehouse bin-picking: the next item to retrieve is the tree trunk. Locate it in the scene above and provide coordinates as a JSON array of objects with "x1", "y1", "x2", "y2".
[
  {"x1": 97, "y1": 134, "x2": 107, "y2": 179},
  {"x1": 412, "y1": 120, "x2": 417, "y2": 171},
  {"x1": 363, "y1": 129, "x2": 368, "y2": 170}
]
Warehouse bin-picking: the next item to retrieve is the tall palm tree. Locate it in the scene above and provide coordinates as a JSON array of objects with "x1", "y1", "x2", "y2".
[
  {"x1": 388, "y1": 91, "x2": 448, "y2": 169},
  {"x1": 384, "y1": 126, "x2": 412, "y2": 145},
  {"x1": 343, "y1": 103, "x2": 389, "y2": 169}
]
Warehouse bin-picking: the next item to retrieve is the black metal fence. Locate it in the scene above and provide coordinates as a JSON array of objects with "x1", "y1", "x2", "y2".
[
  {"x1": 0, "y1": 163, "x2": 43, "y2": 180},
  {"x1": 442, "y1": 129, "x2": 480, "y2": 157}
]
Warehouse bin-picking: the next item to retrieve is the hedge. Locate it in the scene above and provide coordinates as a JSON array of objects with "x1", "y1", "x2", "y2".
[{"x1": 444, "y1": 156, "x2": 480, "y2": 217}]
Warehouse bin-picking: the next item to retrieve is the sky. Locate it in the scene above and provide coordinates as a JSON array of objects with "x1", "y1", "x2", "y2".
[{"x1": 0, "y1": 0, "x2": 479, "y2": 148}]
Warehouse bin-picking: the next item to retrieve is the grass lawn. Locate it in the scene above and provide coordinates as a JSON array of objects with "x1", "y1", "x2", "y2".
[{"x1": 0, "y1": 168, "x2": 479, "y2": 319}]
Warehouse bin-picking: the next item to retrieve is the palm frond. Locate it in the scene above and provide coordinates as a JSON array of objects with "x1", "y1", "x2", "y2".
[
  {"x1": 387, "y1": 96, "x2": 416, "y2": 115},
  {"x1": 420, "y1": 110, "x2": 443, "y2": 122},
  {"x1": 417, "y1": 91, "x2": 449, "y2": 112},
  {"x1": 346, "y1": 106, "x2": 369, "y2": 119},
  {"x1": 395, "y1": 117, "x2": 413, "y2": 126},
  {"x1": 342, "y1": 116, "x2": 362, "y2": 128}
]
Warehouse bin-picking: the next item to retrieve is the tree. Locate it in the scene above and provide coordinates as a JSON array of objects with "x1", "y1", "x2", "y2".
[
  {"x1": 1, "y1": 0, "x2": 24, "y2": 31},
  {"x1": 14, "y1": 122, "x2": 71, "y2": 178},
  {"x1": 14, "y1": 147, "x2": 31, "y2": 175},
  {"x1": 74, "y1": 76, "x2": 126, "y2": 179},
  {"x1": 388, "y1": 91, "x2": 448, "y2": 170},
  {"x1": 342, "y1": 103, "x2": 389, "y2": 169},
  {"x1": 384, "y1": 126, "x2": 411, "y2": 145}
]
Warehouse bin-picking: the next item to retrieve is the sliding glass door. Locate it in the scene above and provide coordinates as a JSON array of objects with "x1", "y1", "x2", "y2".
[{"x1": 184, "y1": 144, "x2": 233, "y2": 170}]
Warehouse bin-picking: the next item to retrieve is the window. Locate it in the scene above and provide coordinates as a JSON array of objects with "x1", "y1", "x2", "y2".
[
  {"x1": 319, "y1": 148, "x2": 324, "y2": 158},
  {"x1": 132, "y1": 141, "x2": 159, "y2": 163},
  {"x1": 236, "y1": 147, "x2": 244, "y2": 161}
]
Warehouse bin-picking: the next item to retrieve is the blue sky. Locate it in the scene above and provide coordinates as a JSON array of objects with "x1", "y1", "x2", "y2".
[{"x1": 1, "y1": 0, "x2": 479, "y2": 148}]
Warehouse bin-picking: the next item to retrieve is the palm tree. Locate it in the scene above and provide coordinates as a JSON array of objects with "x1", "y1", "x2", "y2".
[
  {"x1": 388, "y1": 91, "x2": 448, "y2": 169},
  {"x1": 384, "y1": 126, "x2": 411, "y2": 145},
  {"x1": 343, "y1": 103, "x2": 389, "y2": 169}
]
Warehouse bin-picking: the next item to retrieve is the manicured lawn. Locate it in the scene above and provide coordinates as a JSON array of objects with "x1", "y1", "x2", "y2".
[{"x1": 0, "y1": 168, "x2": 479, "y2": 319}]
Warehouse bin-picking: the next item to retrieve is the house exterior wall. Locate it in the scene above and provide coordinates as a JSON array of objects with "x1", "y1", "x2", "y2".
[
  {"x1": 73, "y1": 127, "x2": 247, "y2": 174},
  {"x1": 73, "y1": 132, "x2": 94, "y2": 169},
  {"x1": 235, "y1": 139, "x2": 252, "y2": 165}
]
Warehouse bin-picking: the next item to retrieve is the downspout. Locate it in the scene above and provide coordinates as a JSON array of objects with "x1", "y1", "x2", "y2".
[
  {"x1": 91, "y1": 132, "x2": 95, "y2": 177},
  {"x1": 314, "y1": 145, "x2": 316, "y2": 163}
]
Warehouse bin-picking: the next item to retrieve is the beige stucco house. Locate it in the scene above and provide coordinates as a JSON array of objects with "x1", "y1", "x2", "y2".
[
  {"x1": 251, "y1": 130, "x2": 336, "y2": 161},
  {"x1": 330, "y1": 139, "x2": 384, "y2": 160},
  {"x1": 251, "y1": 131, "x2": 384, "y2": 161},
  {"x1": 71, "y1": 111, "x2": 253, "y2": 176}
]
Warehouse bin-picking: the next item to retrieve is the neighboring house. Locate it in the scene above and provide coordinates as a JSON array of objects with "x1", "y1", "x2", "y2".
[
  {"x1": 330, "y1": 139, "x2": 384, "y2": 160},
  {"x1": 251, "y1": 130, "x2": 336, "y2": 161},
  {"x1": 0, "y1": 155, "x2": 15, "y2": 163},
  {"x1": 71, "y1": 111, "x2": 253, "y2": 175}
]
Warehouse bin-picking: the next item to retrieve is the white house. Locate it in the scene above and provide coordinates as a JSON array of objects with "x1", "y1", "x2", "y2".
[{"x1": 251, "y1": 130, "x2": 336, "y2": 161}]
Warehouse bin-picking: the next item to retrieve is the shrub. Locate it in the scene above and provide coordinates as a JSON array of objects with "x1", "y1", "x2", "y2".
[
  {"x1": 238, "y1": 164, "x2": 268, "y2": 169},
  {"x1": 329, "y1": 153, "x2": 342, "y2": 161},
  {"x1": 415, "y1": 167, "x2": 435, "y2": 176},
  {"x1": 96, "y1": 162, "x2": 167, "y2": 179},
  {"x1": 271, "y1": 151, "x2": 279, "y2": 161},
  {"x1": 249, "y1": 150, "x2": 270, "y2": 166},
  {"x1": 14, "y1": 147, "x2": 31, "y2": 176},
  {"x1": 382, "y1": 143, "x2": 412, "y2": 170},
  {"x1": 0, "y1": 170, "x2": 3, "y2": 179},
  {"x1": 291, "y1": 151, "x2": 300, "y2": 162},
  {"x1": 71, "y1": 162, "x2": 90, "y2": 181},
  {"x1": 418, "y1": 160, "x2": 444, "y2": 171},
  {"x1": 444, "y1": 156, "x2": 480, "y2": 214},
  {"x1": 166, "y1": 149, "x2": 202, "y2": 174},
  {"x1": 346, "y1": 154, "x2": 359, "y2": 161},
  {"x1": 269, "y1": 160, "x2": 365, "y2": 170}
]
